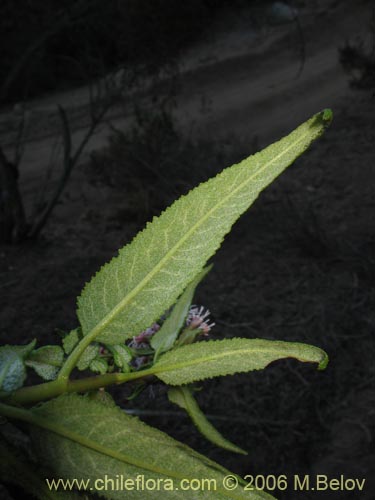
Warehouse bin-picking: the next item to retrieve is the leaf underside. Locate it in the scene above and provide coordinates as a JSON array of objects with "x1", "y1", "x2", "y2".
[
  {"x1": 31, "y1": 394, "x2": 275, "y2": 500},
  {"x1": 152, "y1": 338, "x2": 328, "y2": 385},
  {"x1": 77, "y1": 111, "x2": 332, "y2": 344}
]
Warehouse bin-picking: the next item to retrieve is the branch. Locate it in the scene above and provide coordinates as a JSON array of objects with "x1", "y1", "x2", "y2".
[
  {"x1": 5, "y1": 369, "x2": 154, "y2": 406},
  {"x1": 28, "y1": 98, "x2": 111, "y2": 239}
]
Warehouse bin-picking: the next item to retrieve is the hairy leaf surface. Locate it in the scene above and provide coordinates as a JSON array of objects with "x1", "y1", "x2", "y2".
[
  {"x1": 89, "y1": 357, "x2": 108, "y2": 374},
  {"x1": 31, "y1": 394, "x2": 274, "y2": 500},
  {"x1": 77, "y1": 111, "x2": 332, "y2": 344},
  {"x1": 108, "y1": 344, "x2": 132, "y2": 371},
  {"x1": 62, "y1": 329, "x2": 80, "y2": 354},
  {"x1": 152, "y1": 338, "x2": 328, "y2": 385},
  {"x1": 25, "y1": 346, "x2": 64, "y2": 381},
  {"x1": 168, "y1": 386, "x2": 247, "y2": 455},
  {"x1": 77, "y1": 344, "x2": 99, "y2": 371}
]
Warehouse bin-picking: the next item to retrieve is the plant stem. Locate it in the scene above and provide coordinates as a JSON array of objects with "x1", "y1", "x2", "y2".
[
  {"x1": 6, "y1": 368, "x2": 155, "y2": 406},
  {"x1": 0, "y1": 401, "x2": 35, "y2": 424}
]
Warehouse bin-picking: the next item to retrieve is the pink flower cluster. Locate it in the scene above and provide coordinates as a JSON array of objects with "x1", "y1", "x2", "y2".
[
  {"x1": 186, "y1": 305, "x2": 215, "y2": 335},
  {"x1": 128, "y1": 323, "x2": 160, "y2": 349}
]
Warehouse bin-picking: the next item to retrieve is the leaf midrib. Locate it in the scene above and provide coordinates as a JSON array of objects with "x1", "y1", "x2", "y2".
[
  {"x1": 28, "y1": 409, "x2": 269, "y2": 500},
  {"x1": 153, "y1": 346, "x2": 322, "y2": 376},
  {"x1": 86, "y1": 127, "x2": 310, "y2": 341}
]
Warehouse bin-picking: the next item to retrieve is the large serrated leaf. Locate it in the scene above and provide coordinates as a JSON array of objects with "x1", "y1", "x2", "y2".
[
  {"x1": 151, "y1": 338, "x2": 328, "y2": 385},
  {"x1": 77, "y1": 111, "x2": 332, "y2": 344},
  {"x1": 30, "y1": 394, "x2": 274, "y2": 500},
  {"x1": 168, "y1": 386, "x2": 247, "y2": 455}
]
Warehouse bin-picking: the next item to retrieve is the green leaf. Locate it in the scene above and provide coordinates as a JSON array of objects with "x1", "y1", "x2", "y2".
[
  {"x1": 25, "y1": 346, "x2": 64, "y2": 381},
  {"x1": 9, "y1": 340, "x2": 36, "y2": 358},
  {"x1": 151, "y1": 266, "x2": 212, "y2": 355},
  {"x1": 152, "y1": 338, "x2": 329, "y2": 385},
  {"x1": 168, "y1": 386, "x2": 247, "y2": 455},
  {"x1": 30, "y1": 394, "x2": 274, "y2": 500},
  {"x1": 0, "y1": 353, "x2": 25, "y2": 392},
  {"x1": 0, "y1": 341, "x2": 35, "y2": 392},
  {"x1": 62, "y1": 329, "x2": 80, "y2": 354},
  {"x1": 108, "y1": 344, "x2": 132, "y2": 372},
  {"x1": 77, "y1": 344, "x2": 99, "y2": 371},
  {"x1": 77, "y1": 111, "x2": 332, "y2": 344},
  {"x1": 89, "y1": 357, "x2": 108, "y2": 374}
]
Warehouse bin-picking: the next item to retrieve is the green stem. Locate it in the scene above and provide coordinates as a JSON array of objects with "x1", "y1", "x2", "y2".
[
  {"x1": 7, "y1": 368, "x2": 155, "y2": 406},
  {"x1": 0, "y1": 402, "x2": 34, "y2": 424}
]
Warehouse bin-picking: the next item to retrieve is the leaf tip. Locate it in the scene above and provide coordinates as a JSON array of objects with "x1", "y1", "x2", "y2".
[
  {"x1": 237, "y1": 448, "x2": 249, "y2": 456},
  {"x1": 321, "y1": 108, "x2": 333, "y2": 124},
  {"x1": 317, "y1": 351, "x2": 329, "y2": 371}
]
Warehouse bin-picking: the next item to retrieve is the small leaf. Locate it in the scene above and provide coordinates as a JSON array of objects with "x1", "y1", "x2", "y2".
[
  {"x1": 77, "y1": 344, "x2": 99, "y2": 371},
  {"x1": 25, "y1": 346, "x2": 64, "y2": 381},
  {"x1": 89, "y1": 357, "x2": 108, "y2": 374},
  {"x1": 152, "y1": 338, "x2": 329, "y2": 385},
  {"x1": 151, "y1": 266, "x2": 211, "y2": 355},
  {"x1": 168, "y1": 386, "x2": 247, "y2": 455},
  {"x1": 25, "y1": 363, "x2": 56, "y2": 381},
  {"x1": 62, "y1": 329, "x2": 80, "y2": 354},
  {"x1": 0, "y1": 342, "x2": 35, "y2": 392},
  {"x1": 30, "y1": 394, "x2": 274, "y2": 499},
  {"x1": 108, "y1": 344, "x2": 132, "y2": 372},
  {"x1": 0, "y1": 341, "x2": 36, "y2": 391},
  {"x1": 77, "y1": 111, "x2": 332, "y2": 344}
]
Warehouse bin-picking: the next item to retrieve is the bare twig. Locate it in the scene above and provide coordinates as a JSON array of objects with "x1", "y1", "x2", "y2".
[{"x1": 28, "y1": 92, "x2": 113, "y2": 239}]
